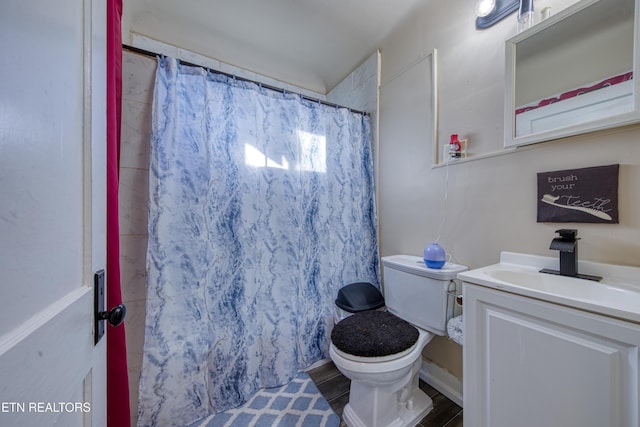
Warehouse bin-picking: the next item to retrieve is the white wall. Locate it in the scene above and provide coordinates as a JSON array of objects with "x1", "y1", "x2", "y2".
[{"x1": 377, "y1": 0, "x2": 640, "y2": 381}]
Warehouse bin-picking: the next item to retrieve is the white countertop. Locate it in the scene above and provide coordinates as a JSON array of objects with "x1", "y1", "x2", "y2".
[{"x1": 458, "y1": 252, "x2": 640, "y2": 324}]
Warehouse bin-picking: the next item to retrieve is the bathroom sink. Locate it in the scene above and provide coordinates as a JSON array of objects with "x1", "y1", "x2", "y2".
[
  {"x1": 458, "y1": 252, "x2": 640, "y2": 323},
  {"x1": 487, "y1": 267, "x2": 637, "y2": 304}
]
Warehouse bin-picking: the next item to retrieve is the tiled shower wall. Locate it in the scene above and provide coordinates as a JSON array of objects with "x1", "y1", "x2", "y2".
[
  {"x1": 119, "y1": 48, "x2": 378, "y2": 427},
  {"x1": 119, "y1": 51, "x2": 156, "y2": 427},
  {"x1": 327, "y1": 50, "x2": 380, "y2": 126}
]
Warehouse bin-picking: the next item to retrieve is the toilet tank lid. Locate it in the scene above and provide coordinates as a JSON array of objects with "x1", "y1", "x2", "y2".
[
  {"x1": 382, "y1": 255, "x2": 468, "y2": 280},
  {"x1": 335, "y1": 282, "x2": 385, "y2": 313}
]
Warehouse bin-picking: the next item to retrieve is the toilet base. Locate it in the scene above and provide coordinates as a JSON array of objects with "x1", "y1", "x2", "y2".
[{"x1": 342, "y1": 388, "x2": 433, "y2": 427}]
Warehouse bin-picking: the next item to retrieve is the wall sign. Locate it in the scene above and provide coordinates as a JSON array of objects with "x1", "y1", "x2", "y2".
[{"x1": 537, "y1": 164, "x2": 619, "y2": 223}]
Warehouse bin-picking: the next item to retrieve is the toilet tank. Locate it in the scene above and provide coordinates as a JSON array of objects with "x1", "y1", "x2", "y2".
[{"x1": 381, "y1": 255, "x2": 467, "y2": 335}]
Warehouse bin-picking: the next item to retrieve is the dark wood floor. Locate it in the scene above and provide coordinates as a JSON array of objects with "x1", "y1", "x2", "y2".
[{"x1": 308, "y1": 361, "x2": 463, "y2": 427}]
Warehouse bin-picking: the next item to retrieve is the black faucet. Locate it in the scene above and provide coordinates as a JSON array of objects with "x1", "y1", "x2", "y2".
[{"x1": 540, "y1": 229, "x2": 602, "y2": 281}]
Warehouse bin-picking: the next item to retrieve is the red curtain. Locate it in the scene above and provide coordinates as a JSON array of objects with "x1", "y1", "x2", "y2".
[{"x1": 107, "y1": 0, "x2": 131, "y2": 426}]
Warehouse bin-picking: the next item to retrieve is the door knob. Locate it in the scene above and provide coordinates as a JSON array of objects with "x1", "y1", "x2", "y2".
[
  {"x1": 94, "y1": 270, "x2": 127, "y2": 345},
  {"x1": 97, "y1": 304, "x2": 126, "y2": 327}
]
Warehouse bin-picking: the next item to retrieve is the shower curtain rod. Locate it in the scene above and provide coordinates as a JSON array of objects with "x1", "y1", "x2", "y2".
[{"x1": 122, "y1": 44, "x2": 369, "y2": 116}]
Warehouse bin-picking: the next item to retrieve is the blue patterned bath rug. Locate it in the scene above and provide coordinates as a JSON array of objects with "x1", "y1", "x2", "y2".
[{"x1": 188, "y1": 371, "x2": 340, "y2": 427}]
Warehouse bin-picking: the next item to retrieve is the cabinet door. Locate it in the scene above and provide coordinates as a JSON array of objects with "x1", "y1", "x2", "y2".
[{"x1": 463, "y1": 284, "x2": 640, "y2": 427}]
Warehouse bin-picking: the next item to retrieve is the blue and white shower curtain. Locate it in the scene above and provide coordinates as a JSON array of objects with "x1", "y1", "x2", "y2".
[{"x1": 137, "y1": 57, "x2": 380, "y2": 427}]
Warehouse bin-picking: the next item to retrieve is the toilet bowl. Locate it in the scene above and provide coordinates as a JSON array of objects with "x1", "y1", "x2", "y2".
[
  {"x1": 330, "y1": 255, "x2": 467, "y2": 427},
  {"x1": 330, "y1": 327, "x2": 435, "y2": 427}
]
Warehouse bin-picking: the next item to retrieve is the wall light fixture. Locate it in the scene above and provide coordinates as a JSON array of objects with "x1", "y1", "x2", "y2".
[
  {"x1": 475, "y1": 0, "x2": 520, "y2": 29},
  {"x1": 476, "y1": 0, "x2": 497, "y2": 17}
]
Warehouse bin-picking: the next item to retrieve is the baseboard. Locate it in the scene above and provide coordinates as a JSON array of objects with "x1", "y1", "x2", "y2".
[
  {"x1": 419, "y1": 360, "x2": 463, "y2": 407},
  {"x1": 305, "y1": 358, "x2": 333, "y2": 371}
]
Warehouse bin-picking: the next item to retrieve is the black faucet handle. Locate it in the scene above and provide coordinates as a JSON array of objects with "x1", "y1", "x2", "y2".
[{"x1": 555, "y1": 229, "x2": 578, "y2": 240}]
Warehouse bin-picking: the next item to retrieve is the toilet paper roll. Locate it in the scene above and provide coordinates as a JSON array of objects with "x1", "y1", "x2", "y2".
[{"x1": 447, "y1": 315, "x2": 464, "y2": 346}]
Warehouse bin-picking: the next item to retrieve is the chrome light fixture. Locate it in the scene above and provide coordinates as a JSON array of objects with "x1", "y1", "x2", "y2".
[{"x1": 476, "y1": 0, "x2": 520, "y2": 29}]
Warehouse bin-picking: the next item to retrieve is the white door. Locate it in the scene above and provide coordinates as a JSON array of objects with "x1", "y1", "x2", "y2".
[{"x1": 0, "y1": 0, "x2": 107, "y2": 426}]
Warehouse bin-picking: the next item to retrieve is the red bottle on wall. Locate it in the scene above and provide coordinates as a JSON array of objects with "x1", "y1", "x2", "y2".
[{"x1": 449, "y1": 134, "x2": 461, "y2": 159}]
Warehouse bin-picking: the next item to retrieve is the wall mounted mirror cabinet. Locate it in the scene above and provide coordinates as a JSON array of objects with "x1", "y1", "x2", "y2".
[{"x1": 504, "y1": 0, "x2": 640, "y2": 148}]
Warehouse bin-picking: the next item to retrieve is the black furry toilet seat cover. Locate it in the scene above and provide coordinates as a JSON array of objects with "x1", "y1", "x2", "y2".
[{"x1": 331, "y1": 311, "x2": 419, "y2": 357}]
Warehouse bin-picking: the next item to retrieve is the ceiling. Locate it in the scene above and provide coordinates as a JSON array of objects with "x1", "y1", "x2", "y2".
[{"x1": 123, "y1": 0, "x2": 427, "y2": 93}]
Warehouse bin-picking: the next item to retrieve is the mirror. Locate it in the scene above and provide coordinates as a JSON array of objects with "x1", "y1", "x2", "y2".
[{"x1": 504, "y1": 0, "x2": 640, "y2": 147}]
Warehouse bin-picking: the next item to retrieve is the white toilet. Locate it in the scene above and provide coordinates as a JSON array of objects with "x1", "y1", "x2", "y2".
[{"x1": 330, "y1": 255, "x2": 467, "y2": 427}]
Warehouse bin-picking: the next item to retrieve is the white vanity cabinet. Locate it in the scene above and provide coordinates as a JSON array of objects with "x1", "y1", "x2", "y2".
[{"x1": 463, "y1": 283, "x2": 640, "y2": 427}]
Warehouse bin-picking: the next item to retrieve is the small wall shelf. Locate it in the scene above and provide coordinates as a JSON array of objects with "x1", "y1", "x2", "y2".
[{"x1": 440, "y1": 139, "x2": 468, "y2": 164}]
